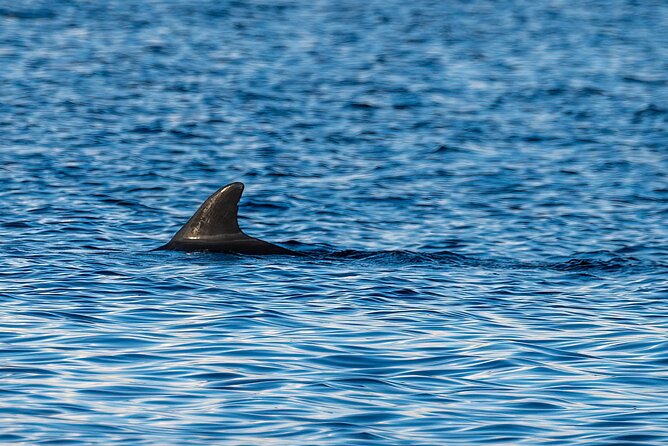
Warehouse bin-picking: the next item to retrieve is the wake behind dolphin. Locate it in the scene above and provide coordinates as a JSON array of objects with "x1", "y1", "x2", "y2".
[{"x1": 157, "y1": 182, "x2": 299, "y2": 255}]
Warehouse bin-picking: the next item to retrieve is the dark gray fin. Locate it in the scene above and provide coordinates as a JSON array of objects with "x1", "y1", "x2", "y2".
[{"x1": 168, "y1": 182, "x2": 245, "y2": 243}]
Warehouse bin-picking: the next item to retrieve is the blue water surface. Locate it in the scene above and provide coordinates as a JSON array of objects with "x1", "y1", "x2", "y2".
[{"x1": 1, "y1": 0, "x2": 668, "y2": 444}]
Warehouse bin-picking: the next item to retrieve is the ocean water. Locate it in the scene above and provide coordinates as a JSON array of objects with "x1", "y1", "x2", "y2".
[{"x1": 1, "y1": 0, "x2": 667, "y2": 444}]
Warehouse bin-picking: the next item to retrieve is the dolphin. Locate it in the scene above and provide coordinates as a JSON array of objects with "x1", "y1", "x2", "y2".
[{"x1": 157, "y1": 182, "x2": 300, "y2": 255}]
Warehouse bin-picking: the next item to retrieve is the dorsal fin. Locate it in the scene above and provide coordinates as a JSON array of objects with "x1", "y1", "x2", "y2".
[{"x1": 170, "y1": 182, "x2": 245, "y2": 241}]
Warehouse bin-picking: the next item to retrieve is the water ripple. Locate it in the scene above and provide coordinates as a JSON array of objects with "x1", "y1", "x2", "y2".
[{"x1": 1, "y1": 0, "x2": 667, "y2": 444}]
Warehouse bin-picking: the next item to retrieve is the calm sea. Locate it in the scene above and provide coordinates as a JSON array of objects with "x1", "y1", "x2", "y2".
[{"x1": 1, "y1": 0, "x2": 667, "y2": 444}]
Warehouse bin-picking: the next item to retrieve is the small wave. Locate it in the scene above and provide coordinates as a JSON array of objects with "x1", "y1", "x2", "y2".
[
  {"x1": 545, "y1": 250, "x2": 665, "y2": 272},
  {"x1": 148, "y1": 242, "x2": 665, "y2": 272},
  {"x1": 286, "y1": 247, "x2": 666, "y2": 272}
]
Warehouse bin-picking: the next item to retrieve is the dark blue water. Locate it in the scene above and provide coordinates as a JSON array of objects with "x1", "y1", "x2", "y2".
[{"x1": 1, "y1": 0, "x2": 668, "y2": 444}]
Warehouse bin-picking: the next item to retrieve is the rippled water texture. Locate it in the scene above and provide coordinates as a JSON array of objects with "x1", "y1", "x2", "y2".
[{"x1": 1, "y1": 0, "x2": 668, "y2": 444}]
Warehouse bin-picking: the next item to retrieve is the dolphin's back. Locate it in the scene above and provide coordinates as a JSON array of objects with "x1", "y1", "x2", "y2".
[{"x1": 158, "y1": 182, "x2": 298, "y2": 255}]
